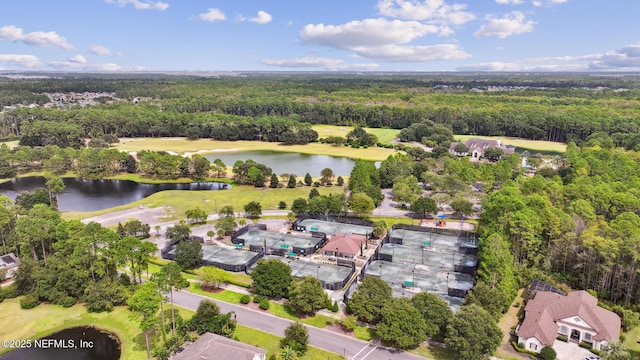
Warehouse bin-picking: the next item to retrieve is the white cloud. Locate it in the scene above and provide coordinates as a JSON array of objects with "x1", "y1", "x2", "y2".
[
  {"x1": 353, "y1": 44, "x2": 469, "y2": 62},
  {"x1": 533, "y1": 0, "x2": 567, "y2": 6},
  {"x1": 49, "y1": 59, "x2": 123, "y2": 72},
  {"x1": 0, "y1": 54, "x2": 41, "y2": 68},
  {"x1": 261, "y1": 57, "x2": 379, "y2": 71},
  {"x1": 300, "y1": 18, "x2": 468, "y2": 62},
  {"x1": 198, "y1": 8, "x2": 226, "y2": 22},
  {"x1": 248, "y1": 11, "x2": 272, "y2": 25},
  {"x1": 106, "y1": 0, "x2": 168, "y2": 10},
  {"x1": 69, "y1": 55, "x2": 87, "y2": 64},
  {"x1": 496, "y1": 0, "x2": 524, "y2": 4},
  {"x1": 0, "y1": 25, "x2": 73, "y2": 50},
  {"x1": 301, "y1": 18, "x2": 441, "y2": 49},
  {"x1": 376, "y1": 0, "x2": 475, "y2": 25},
  {"x1": 474, "y1": 11, "x2": 535, "y2": 38},
  {"x1": 90, "y1": 45, "x2": 112, "y2": 56},
  {"x1": 458, "y1": 43, "x2": 640, "y2": 72}
]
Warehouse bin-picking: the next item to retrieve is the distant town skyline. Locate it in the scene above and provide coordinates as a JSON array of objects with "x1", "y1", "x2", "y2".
[{"x1": 1, "y1": 0, "x2": 638, "y2": 72}]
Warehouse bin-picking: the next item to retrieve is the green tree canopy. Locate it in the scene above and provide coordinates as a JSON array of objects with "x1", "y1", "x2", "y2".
[
  {"x1": 175, "y1": 240, "x2": 203, "y2": 270},
  {"x1": 411, "y1": 292, "x2": 453, "y2": 339},
  {"x1": 250, "y1": 258, "x2": 293, "y2": 298},
  {"x1": 376, "y1": 297, "x2": 428, "y2": 350},
  {"x1": 288, "y1": 276, "x2": 326, "y2": 314},
  {"x1": 445, "y1": 304, "x2": 502, "y2": 360},
  {"x1": 347, "y1": 276, "x2": 392, "y2": 324}
]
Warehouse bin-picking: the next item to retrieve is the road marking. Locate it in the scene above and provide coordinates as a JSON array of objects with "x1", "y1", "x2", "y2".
[
  {"x1": 358, "y1": 344, "x2": 377, "y2": 360},
  {"x1": 352, "y1": 343, "x2": 371, "y2": 359}
]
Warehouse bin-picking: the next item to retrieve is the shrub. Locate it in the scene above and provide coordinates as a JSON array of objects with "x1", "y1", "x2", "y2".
[
  {"x1": 579, "y1": 341, "x2": 593, "y2": 349},
  {"x1": 240, "y1": 295, "x2": 251, "y2": 304},
  {"x1": 540, "y1": 346, "x2": 556, "y2": 360},
  {"x1": 253, "y1": 295, "x2": 263, "y2": 303},
  {"x1": 332, "y1": 300, "x2": 339, "y2": 313},
  {"x1": 259, "y1": 299, "x2": 270, "y2": 310},
  {"x1": 514, "y1": 301, "x2": 521, "y2": 307},
  {"x1": 20, "y1": 294, "x2": 40, "y2": 309},
  {"x1": 59, "y1": 296, "x2": 76, "y2": 308},
  {"x1": 278, "y1": 201, "x2": 287, "y2": 210},
  {"x1": 556, "y1": 335, "x2": 568, "y2": 342},
  {"x1": 590, "y1": 349, "x2": 602, "y2": 356},
  {"x1": 313, "y1": 182, "x2": 320, "y2": 187},
  {"x1": 0, "y1": 285, "x2": 17, "y2": 299},
  {"x1": 511, "y1": 341, "x2": 538, "y2": 356},
  {"x1": 119, "y1": 273, "x2": 132, "y2": 286},
  {"x1": 341, "y1": 316, "x2": 357, "y2": 332}
]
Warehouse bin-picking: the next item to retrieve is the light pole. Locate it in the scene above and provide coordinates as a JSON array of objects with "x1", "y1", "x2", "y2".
[
  {"x1": 412, "y1": 269, "x2": 415, "y2": 285},
  {"x1": 446, "y1": 272, "x2": 450, "y2": 293},
  {"x1": 379, "y1": 262, "x2": 383, "y2": 278},
  {"x1": 317, "y1": 265, "x2": 320, "y2": 280}
]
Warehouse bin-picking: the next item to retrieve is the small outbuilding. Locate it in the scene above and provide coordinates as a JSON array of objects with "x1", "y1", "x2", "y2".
[{"x1": 322, "y1": 232, "x2": 366, "y2": 259}]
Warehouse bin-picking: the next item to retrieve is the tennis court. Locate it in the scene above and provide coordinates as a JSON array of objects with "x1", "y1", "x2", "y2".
[
  {"x1": 364, "y1": 260, "x2": 474, "y2": 312},
  {"x1": 233, "y1": 229, "x2": 325, "y2": 255},
  {"x1": 296, "y1": 219, "x2": 373, "y2": 236},
  {"x1": 163, "y1": 243, "x2": 262, "y2": 272},
  {"x1": 252, "y1": 255, "x2": 355, "y2": 290}
]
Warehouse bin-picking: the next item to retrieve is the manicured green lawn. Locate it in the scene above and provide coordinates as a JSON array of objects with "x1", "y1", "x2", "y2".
[
  {"x1": 312, "y1": 125, "x2": 400, "y2": 144},
  {"x1": 410, "y1": 343, "x2": 458, "y2": 360},
  {"x1": 115, "y1": 137, "x2": 398, "y2": 161},
  {"x1": 268, "y1": 302, "x2": 334, "y2": 328},
  {"x1": 623, "y1": 323, "x2": 640, "y2": 352},
  {"x1": 0, "y1": 298, "x2": 191, "y2": 359},
  {"x1": 189, "y1": 284, "x2": 335, "y2": 329},
  {"x1": 453, "y1": 135, "x2": 566, "y2": 153},
  {"x1": 235, "y1": 324, "x2": 341, "y2": 359},
  {"x1": 62, "y1": 183, "x2": 343, "y2": 221},
  {"x1": 354, "y1": 325, "x2": 376, "y2": 341},
  {"x1": 188, "y1": 283, "x2": 247, "y2": 303}
]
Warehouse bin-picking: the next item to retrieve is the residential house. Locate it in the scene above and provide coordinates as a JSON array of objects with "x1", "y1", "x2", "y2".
[
  {"x1": 0, "y1": 253, "x2": 20, "y2": 281},
  {"x1": 449, "y1": 139, "x2": 515, "y2": 158},
  {"x1": 173, "y1": 332, "x2": 267, "y2": 360},
  {"x1": 516, "y1": 289, "x2": 620, "y2": 353}
]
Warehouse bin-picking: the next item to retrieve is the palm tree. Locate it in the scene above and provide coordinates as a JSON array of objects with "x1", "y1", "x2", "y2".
[
  {"x1": 601, "y1": 342, "x2": 630, "y2": 360},
  {"x1": 278, "y1": 346, "x2": 299, "y2": 360}
]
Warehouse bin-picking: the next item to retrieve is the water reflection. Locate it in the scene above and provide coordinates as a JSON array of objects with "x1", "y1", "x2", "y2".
[{"x1": 0, "y1": 177, "x2": 229, "y2": 212}]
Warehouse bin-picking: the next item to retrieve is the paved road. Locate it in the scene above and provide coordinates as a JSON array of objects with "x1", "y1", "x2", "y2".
[{"x1": 172, "y1": 289, "x2": 428, "y2": 360}]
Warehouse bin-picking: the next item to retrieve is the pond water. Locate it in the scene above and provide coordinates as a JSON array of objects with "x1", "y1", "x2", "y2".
[
  {"x1": 205, "y1": 150, "x2": 359, "y2": 176},
  {"x1": 0, "y1": 326, "x2": 120, "y2": 360},
  {"x1": 0, "y1": 177, "x2": 229, "y2": 212}
]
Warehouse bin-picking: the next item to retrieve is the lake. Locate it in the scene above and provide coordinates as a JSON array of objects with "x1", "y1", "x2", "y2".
[
  {"x1": 0, "y1": 177, "x2": 229, "y2": 212},
  {"x1": 0, "y1": 326, "x2": 120, "y2": 360},
  {"x1": 205, "y1": 150, "x2": 359, "y2": 176}
]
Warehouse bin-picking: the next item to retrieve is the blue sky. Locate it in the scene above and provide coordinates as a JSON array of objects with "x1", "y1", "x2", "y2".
[{"x1": 0, "y1": 0, "x2": 638, "y2": 72}]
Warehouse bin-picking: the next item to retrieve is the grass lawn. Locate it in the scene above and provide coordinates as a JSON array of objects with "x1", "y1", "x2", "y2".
[
  {"x1": 453, "y1": 135, "x2": 566, "y2": 153},
  {"x1": 312, "y1": 125, "x2": 400, "y2": 144},
  {"x1": 495, "y1": 289, "x2": 528, "y2": 360},
  {"x1": 268, "y1": 302, "x2": 334, "y2": 328},
  {"x1": 353, "y1": 325, "x2": 376, "y2": 341},
  {"x1": 623, "y1": 323, "x2": 640, "y2": 354},
  {"x1": 410, "y1": 343, "x2": 458, "y2": 360},
  {"x1": 115, "y1": 137, "x2": 398, "y2": 161},
  {"x1": 0, "y1": 140, "x2": 19, "y2": 149},
  {"x1": 188, "y1": 283, "x2": 247, "y2": 304},
  {"x1": 0, "y1": 298, "x2": 192, "y2": 359},
  {"x1": 62, "y1": 183, "x2": 344, "y2": 221},
  {"x1": 235, "y1": 324, "x2": 341, "y2": 360},
  {"x1": 190, "y1": 283, "x2": 335, "y2": 329}
]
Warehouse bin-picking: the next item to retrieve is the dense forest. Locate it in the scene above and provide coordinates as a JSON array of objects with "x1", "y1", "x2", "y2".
[{"x1": 1, "y1": 74, "x2": 640, "y2": 147}]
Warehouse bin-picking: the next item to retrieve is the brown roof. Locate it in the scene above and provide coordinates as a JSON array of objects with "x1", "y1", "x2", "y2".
[
  {"x1": 322, "y1": 232, "x2": 364, "y2": 256},
  {"x1": 173, "y1": 332, "x2": 266, "y2": 360},
  {"x1": 518, "y1": 290, "x2": 621, "y2": 346}
]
